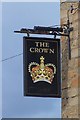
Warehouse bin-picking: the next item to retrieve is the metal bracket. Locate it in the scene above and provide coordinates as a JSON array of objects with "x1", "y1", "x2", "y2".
[{"x1": 14, "y1": 25, "x2": 73, "y2": 60}]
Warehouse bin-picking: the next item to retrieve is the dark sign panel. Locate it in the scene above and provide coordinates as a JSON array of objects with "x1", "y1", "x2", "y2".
[{"x1": 23, "y1": 37, "x2": 61, "y2": 98}]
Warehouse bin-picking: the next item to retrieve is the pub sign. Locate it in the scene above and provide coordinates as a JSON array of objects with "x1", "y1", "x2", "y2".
[{"x1": 23, "y1": 37, "x2": 61, "y2": 98}]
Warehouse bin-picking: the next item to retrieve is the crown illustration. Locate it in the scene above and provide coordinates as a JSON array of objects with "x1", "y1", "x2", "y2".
[{"x1": 28, "y1": 56, "x2": 56, "y2": 84}]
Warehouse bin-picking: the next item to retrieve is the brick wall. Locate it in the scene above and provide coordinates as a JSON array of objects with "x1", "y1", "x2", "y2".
[{"x1": 60, "y1": 1, "x2": 80, "y2": 118}]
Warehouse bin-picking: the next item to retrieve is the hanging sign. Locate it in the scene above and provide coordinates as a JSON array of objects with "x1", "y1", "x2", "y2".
[{"x1": 23, "y1": 37, "x2": 61, "y2": 98}]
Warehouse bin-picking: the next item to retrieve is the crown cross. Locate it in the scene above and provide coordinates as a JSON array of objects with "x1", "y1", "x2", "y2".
[
  {"x1": 40, "y1": 56, "x2": 44, "y2": 62},
  {"x1": 40, "y1": 56, "x2": 45, "y2": 69}
]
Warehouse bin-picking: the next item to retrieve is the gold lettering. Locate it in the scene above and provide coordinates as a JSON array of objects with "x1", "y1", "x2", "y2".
[
  {"x1": 49, "y1": 49, "x2": 54, "y2": 54},
  {"x1": 35, "y1": 48, "x2": 39, "y2": 52},
  {"x1": 45, "y1": 43, "x2": 49, "y2": 47},
  {"x1": 29, "y1": 47, "x2": 54, "y2": 54},
  {"x1": 39, "y1": 48, "x2": 44, "y2": 53},
  {"x1": 40, "y1": 42, "x2": 44, "y2": 47},
  {"x1": 29, "y1": 48, "x2": 35, "y2": 52},
  {"x1": 43, "y1": 48, "x2": 48, "y2": 53},
  {"x1": 40, "y1": 42, "x2": 49, "y2": 47},
  {"x1": 35, "y1": 42, "x2": 49, "y2": 47},
  {"x1": 35, "y1": 42, "x2": 39, "y2": 47}
]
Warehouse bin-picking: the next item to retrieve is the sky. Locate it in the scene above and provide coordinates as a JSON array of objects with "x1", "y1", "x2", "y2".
[
  {"x1": 1, "y1": 2, "x2": 61, "y2": 118},
  {"x1": 1, "y1": 0, "x2": 60, "y2": 2},
  {"x1": 0, "y1": 2, "x2": 2, "y2": 120}
]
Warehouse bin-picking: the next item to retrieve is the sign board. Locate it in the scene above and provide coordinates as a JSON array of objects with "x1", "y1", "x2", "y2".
[{"x1": 23, "y1": 37, "x2": 61, "y2": 98}]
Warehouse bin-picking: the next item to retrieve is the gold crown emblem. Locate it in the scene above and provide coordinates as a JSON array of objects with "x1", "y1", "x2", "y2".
[{"x1": 28, "y1": 56, "x2": 56, "y2": 84}]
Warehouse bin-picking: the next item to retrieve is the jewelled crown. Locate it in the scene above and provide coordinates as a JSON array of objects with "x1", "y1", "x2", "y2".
[{"x1": 28, "y1": 56, "x2": 56, "y2": 84}]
